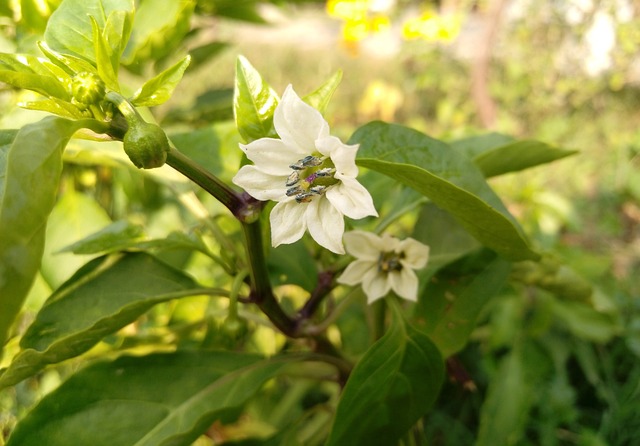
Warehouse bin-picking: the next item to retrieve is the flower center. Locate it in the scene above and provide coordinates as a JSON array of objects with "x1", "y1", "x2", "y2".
[
  {"x1": 285, "y1": 155, "x2": 339, "y2": 203},
  {"x1": 378, "y1": 251, "x2": 404, "y2": 273}
]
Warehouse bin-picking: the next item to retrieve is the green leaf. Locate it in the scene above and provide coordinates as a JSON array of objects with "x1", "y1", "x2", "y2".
[
  {"x1": 350, "y1": 122, "x2": 539, "y2": 261},
  {"x1": 412, "y1": 202, "x2": 481, "y2": 276},
  {"x1": 103, "y1": 9, "x2": 134, "y2": 62},
  {"x1": 234, "y1": 55, "x2": 279, "y2": 143},
  {"x1": 90, "y1": 16, "x2": 119, "y2": 92},
  {"x1": 122, "y1": 0, "x2": 194, "y2": 64},
  {"x1": 550, "y1": 299, "x2": 619, "y2": 343},
  {"x1": 303, "y1": 70, "x2": 343, "y2": 115},
  {"x1": 268, "y1": 241, "x2": 318, "y2": 291},
  {"x1": 6, "y1": 351, "x2": 295, "y2": 446},
  {"x1": 0, "y1": 70, "x2": 70, "y2": 100},
  {"x1": 450, "y1": 132, "x2": 514, "y2": 159},
  {"x1": 131, "y1": 55, "x2": 191, "y2": 107},
  {"x1": 19, "y1": 98, "x2": 87, "y2": 119},
  {"x1": 44, "y1": 0, "x2": 135, "y2": 64},
  {"x1": 0, "y1": 252, "x2": 200, "y2": 390},
  {"x1": 0, "y1": 52, "x2": 68, "y2": 78},
  {"x1": 326, "y1": 303, "x2": 444, "y2": 445},
  {"x1": 58, "y1": 220, "x2": 145, "y2": 254},
  {"x1": 0, "y1": 117, "x2": 87, "y2": 351},
  {"x1": 37, "y1": 41, "x2": 97, "y2": 76},
  {"x1": 416, "y1": 254, "x2": 512, "y2": 357},
  {"x1": 41, "y1": 191, "x2": 112, "y2": 288},
  {"x1": 476, "y1": 346, "x2": 536, "y2": 446}
]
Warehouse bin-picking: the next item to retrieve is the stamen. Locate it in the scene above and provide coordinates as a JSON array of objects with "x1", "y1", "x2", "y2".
[
  {"x1": 285, "y1": 171, "x2": 300, "y2": 186},
  {"x1": 316, "y1": 167, "x2": 335, "y2": 177},
  {"x1": 310, "y1": 185, "x2": 326, "y2": 195},
  {"x1": 286, "y1": 186, "x2": 304, "y2": 196},
  {"x1": 295, "y1": 192, "x2": 314, "y2": 203},
  {"x1": 378, "y1": 252, "x2": 403, "y2": 273}
]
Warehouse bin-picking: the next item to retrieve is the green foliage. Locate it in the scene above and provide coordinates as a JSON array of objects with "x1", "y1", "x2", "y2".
[{"x1": 0, "y1": 0, "x2": 634, "y2": 445}]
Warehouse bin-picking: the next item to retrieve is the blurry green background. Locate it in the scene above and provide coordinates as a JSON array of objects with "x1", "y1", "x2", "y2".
[{"x1": 1, "y1": 0, "x2": 639, "y2": 444}]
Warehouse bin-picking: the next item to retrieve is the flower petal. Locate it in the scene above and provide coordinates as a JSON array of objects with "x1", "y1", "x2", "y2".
[
  {"x1": 398, "y1": 237, "x2": 430, "y2": 269},
  {"x1": 274, "y1": 85, "x2": 329, "y2": 152},
  {"x1": 233, "y1": 165, "x2": 285, "y2": 201},
  {"x1": 270, "y1": 199, "x2": 307, "y2": 246},
  {"x1": 326, "y1": 177, "x2": 378, "y2": 220},
  {"x1": 241, "y1": 138, "x2": 305, "y2": 176},
  {"x1": 337, "y1": 259, "x2": 377, "y2": 286},
  {"x1": 315, "y1": 136, "x2": 359, "y2": 178},
  {"x1": 389, "y1": 268, "x2": 419, "y2": 302},
  {"x1": 305, "y1": 197, "x2": 345, "y2": 254},
  {"x1": 362, "y1": 271, "x2": 391, "y2": 304},
  {"x1": 343, "y1": 230, "x2": 383, "y2": 260}
]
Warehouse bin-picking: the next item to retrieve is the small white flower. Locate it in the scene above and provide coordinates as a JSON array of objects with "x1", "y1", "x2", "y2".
[
  {"x1": 232, "y1": 85, "x2": 378, "y2": 254},
  {"x1": 337, "y1": 230, "x2": 430, "y2": 303}
]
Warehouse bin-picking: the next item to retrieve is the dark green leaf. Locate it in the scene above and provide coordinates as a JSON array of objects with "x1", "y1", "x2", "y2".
[
  {"x1": 475, "y1": 140, "x2": 577, "y2": 178},
  {"x1": 44, "y1": 0, "x2": 134, "y2": 64},
  {"x1": 476, "y1": 346, "x2": 536, "y2": 446},
  {"x1": 416, "y1": 255, "x2": 512, "y2": 357},
  {"x1": 303, "y1": 70, "x2": 342, "y2": 115},
  {"x1": 6, "y1": 351, "x2": 296, "y2": 446},
  {"x1": 450, "y1": 132, "x2": 514, "y2": 159},
  {"x1": 411, "y1": 202, "x2": 481, "y2": 276},
  {"x1": 550, "y1": 299, "x2": 619, "y2": 343},
  {"x1": 0, "y1": 117, "x2": 87, "y2": 351},
  {"x1": 187, "y1": 41, "x2": 228, "y2": 70},
  {"x1": 234, "y1": 55, "x2": 279, "y2": 143},
  {"x1": 326, "y1": 303, "x2": 444, "y2": 445},
  {"x1": 451, "y1": 133, "x2": 577, "y2": 177},
  {"x1": 268, "y1": 241, "x2": 318, "y2": 291},
  {"x1": 350, "y1": 122, "x2": 539, "y2": 261},
  {"x1": 131, "y1": 55, "x2": 191, "y2": 107},
  {"x1": 0, "y1": 252, "x2": 199, "y2": 389}
]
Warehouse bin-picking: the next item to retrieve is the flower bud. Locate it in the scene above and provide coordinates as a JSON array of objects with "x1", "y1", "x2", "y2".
[{"x1": 71, "y1": 72, "x2": 105, "y2": 108}]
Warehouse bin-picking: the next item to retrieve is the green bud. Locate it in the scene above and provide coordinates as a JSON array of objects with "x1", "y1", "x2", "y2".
[
  {"x1": 123, "y1": 121, "x2": 170, "y2": 169},
  {"x1": 71, "y1": 72, "x2": 105, "y2": 108}
]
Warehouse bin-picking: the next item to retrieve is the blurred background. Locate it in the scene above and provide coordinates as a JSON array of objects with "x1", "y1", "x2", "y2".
[{"x1": 1, "y1": 0, "x2": 640, "y2": 444}]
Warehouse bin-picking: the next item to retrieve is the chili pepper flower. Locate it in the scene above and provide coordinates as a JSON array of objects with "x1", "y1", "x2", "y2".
[
  {"x1": 232, "y1": 85, "x2": 378, "y2": 254},
  {"x1": 338, "y1": 230, "x2": 430, "y2": 303}
]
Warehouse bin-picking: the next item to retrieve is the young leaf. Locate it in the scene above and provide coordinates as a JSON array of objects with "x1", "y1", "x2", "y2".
[
  {"x1": 44, "y1": 0, "x2": 135, "y2": 64},
  {"x1": 90, "y1": 16, "x2": 119, "y2": 92},
  {"x1": 122, "y1": 0, "x2": 194, "y2": 65},
  {"x1": 0, "y1": 252, "x2": 201, "y2": 390},
  {"x1": 350, "y1": 122, "x2": 540, "y2": 261},
  {"x1": 103, "y1": 9, "x2": 134, "y2": 62},
  {"x1": 234, "y1": 55, "x2": 279, "y2": 143},
  {"x1": 130, "y1": 54, "x2": 191, "y2": 107},
  {"x1": 415, "y1": 255, "x2": 512, "y2": 357},
  {"x1": 0, "y1": 117, "x2": 88, "y2": 352},
  {"x1": 326, "y1": 303, "x2": 444, "y2": 445},
  {"x1": 0, "y1": 70, "x2": 70, "y2": 100},
  {"x1": 37, "y1": 41, "x2": 98, "y2": 76},
  {"x1": 57, "y1": 220, "x2": 145, "y2": 254},
  {"x1": 451, "y1": 134, "x2": 577, "y2": 178},
  {"x1": 19, "y1": 98, "x2": 87, "y2": 119},
  {"x1": 6, "y1": 351, "x2": 296, "y2": 446},
  {"x1": 303, "y1": 70, "x2": 343, "y2": 115}
]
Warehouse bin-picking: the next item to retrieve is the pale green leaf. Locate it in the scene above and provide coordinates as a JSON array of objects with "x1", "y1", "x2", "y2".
[
  {"x1": 303, "y1": 70, "x2": 342, "y2": 115},
  {"x1": 131, "y1": 55, "x2": 191, "y2": 107},
  {"x1": 90, "y1": 16, "x2": 119, "y2": 92},
  {"x1": 234, "y1": 55, "x2": 279, "y2": 143}
]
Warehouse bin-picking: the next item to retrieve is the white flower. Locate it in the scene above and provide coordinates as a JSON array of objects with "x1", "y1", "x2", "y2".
[
  {"x1": 232, "y1": 85, "x2": 378, "y2": 254},
  {"x1": 337, "y1": 231, "x2": 430, "y2": 303}
]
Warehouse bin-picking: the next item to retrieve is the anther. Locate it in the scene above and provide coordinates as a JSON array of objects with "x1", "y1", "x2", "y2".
[
  {"x1": 286, "y1": 186, "x2": 304, "y2": 196},
  {"x1": 285, "y1": 171, "x2": 300, "y2": 186},
  {"x1": 295, "y1": 192, "x2": 314, "y2": 203},
  {"x1": 316, "y1": 167, "x2": 335, "y2": 177},
  {"x1": 310, "y1": 185, "x2": 326, "y2": 195}
]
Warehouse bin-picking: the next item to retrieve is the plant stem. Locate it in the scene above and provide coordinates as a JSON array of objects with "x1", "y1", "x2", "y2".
[
  {"x1": 166, "y1": 148, "x2": 245, "y2": 215},
  {"x1": 242, "y1": 220, "x2": 297, "y2": 335}
]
